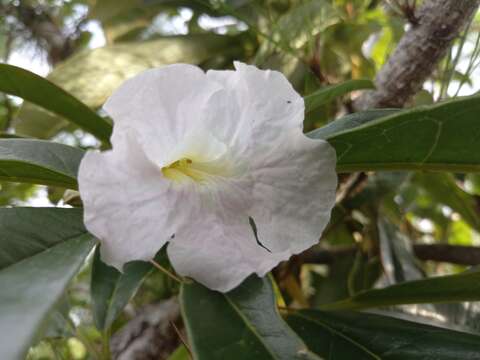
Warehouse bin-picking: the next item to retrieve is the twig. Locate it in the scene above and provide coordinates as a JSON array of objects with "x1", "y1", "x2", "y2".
[
  {"x1": 335, "y1": 172, "x2": 368, "y2": 204},
  {"x1": 170, "y1": 321, "x2": 193, "y2": 359},
  {"x1": 303, "y1": 244, "x2": 480, "y2": 266},
  {"x1": 150, "y1": 260, "x2": 185, "y2": 284}
]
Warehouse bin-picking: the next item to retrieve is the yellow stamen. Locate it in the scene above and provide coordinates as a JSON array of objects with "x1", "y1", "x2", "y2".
[{"x1": 161, "y1": 158, "x2": 205, "y2": 182}]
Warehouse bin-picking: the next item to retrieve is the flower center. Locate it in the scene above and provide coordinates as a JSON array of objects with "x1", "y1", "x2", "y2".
[{"x1": 161, "y1": 129, "x2": 243, "y2": 184}]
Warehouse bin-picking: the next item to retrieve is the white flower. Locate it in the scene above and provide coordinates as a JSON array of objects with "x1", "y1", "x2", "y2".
[{"x1": 78, "y1": 62, "x2": 337, "y2": 292}]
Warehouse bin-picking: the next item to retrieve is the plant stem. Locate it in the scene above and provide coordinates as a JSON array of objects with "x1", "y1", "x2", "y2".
[
  {"x1": 101, "y1": 329, "x2": 111, "y2": 360},
  {"x1": 150, "y1": 260, "x2": 185, "y2": 284}
]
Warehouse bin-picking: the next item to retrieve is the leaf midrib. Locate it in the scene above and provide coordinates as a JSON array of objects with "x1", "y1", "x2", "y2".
[
  {"x1": 0, "y1": 231, "x2": 92, "y2": 272},
  {"x1": 224, "y1": 295, "x2": 278, "y2": 359},
  {"x1": 0, "y1": 159, "x2": 78, "y2": 188},
  {"x1": 321, "y1": 94, "x2": 480, "y2": 140},
  {"x1": 292, "y1": 313, "x2": 381, "y2": 360},
  {"x1": 102, "y1": 265, "x2": 153, "y2": 329}
]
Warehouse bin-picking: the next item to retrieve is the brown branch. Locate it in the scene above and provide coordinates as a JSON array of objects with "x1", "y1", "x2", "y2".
[
  {"x1": 4, "y1": 1, "x2": 77, "y2": 65},
  {"x1": 110, "y1": 298, "x2": 182, "y2": 360},
  {"x1": 412, "y1": 244, "x2": 480, "y2": 266},
  {"x1": 303, "y1": 244, "x2": 480, "y2": 266},
  {"x1": 356, "y1": 0, "x2": 480, "y2": 109}
]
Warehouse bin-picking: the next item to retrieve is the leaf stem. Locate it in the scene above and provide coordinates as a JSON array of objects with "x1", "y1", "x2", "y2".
[
  {"x1": 170, "y1": 321, "x2": 193, "y2": 359},
  {"x1": 75, "y1": 327, "x2": 103, "y2": 360},
  {"x1": 150, "y1": 260, "x2": 185, "y2": 284},
  {"x1": 101, "y1": 329, "x2": 111, "y2": 360}
]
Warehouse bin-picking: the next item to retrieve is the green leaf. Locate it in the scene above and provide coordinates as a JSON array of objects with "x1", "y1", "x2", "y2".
[
  {"x1": 307, "y1": 109, "x2": 398, "y2": 140},
  {"x1": 89, "y1": 0, "x2": 171, "y2": 42},
  {"x1": 181, "y1": 276, "x2": 321, "y2": 360},
  {"x1": 0, "y1": 133, "x2": 27, "y2": 139},
  {"x1": 0, "y1": 181, "x2": 35, "y2": 206},
  {"x1": 15, "y1": 34, "x2": 244, "y2": 139},
  {"x1": 287, "y1": 310, "x2": 480, "y2": 359},
  {"x1": 0, "y1": 207, "x2": 87, "y2": 269},
  {"x1": 166, "y1": 345, "x2": 190, "y2": 360},
  {"x1": 312, "y1": 95, "x2": 480, "y2": 173},
  {"x1": 91, "y1": 247, "x2": 155, "y2": 331},
  {"x1": 305, "y1": 79, "x2": 374, "y2": 113},
  {"x1": 88, "y1": 0, "x2": 141, "y2": 21},
  {"x1": 309, "y1": 253, "x2": 356, "y2": 307},
  {"x1": 0, "y1": 64, "x2": 112, "y2": 142},
  {"x1": 273, "y1": 0, "x2": 339, "y2": 50},
  {"x1": 415, "y1": 173, "x2": 480, "y2": 232},
  {"x1": 0, "y1": 207, "x2": 95, "y2": 360},
  {"x1": 377, "y1": 219, "x2": 424, "y2": 284},
  {"x1": 0, "y1": 139, "x2": 83, "y2": 188},
  {"x1": 319, "y1": 268, "x2": 480, "y2": 311}
]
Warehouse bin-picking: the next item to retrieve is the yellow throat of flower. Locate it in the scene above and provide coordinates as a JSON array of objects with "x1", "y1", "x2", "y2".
[
  {"x1": 161, "y1": 158, "x2": 205, "y2": 183},
  {"x1": 161, "y1": 154, "x2": 239, "y2": 184}
]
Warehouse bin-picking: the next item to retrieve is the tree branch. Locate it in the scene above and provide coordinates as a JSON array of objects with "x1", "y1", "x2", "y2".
[
  {"x1": 303, "y1": 244, "x2": 480, "y2": 266},
  {"x1": 356, "y1": 0, "x2": 480, "y2": 109},
  {"x1": 413, "y1": 244, "x2": 480, "y2": 266},
  {"x1": 110, "y1": 298, "x2": 182, "y2": 360},
  {"x1": 2, "y1": 2, "x2": 77, "y2": 65}
]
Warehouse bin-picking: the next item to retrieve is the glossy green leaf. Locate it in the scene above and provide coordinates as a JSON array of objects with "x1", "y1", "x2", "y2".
[
  {"x1": 320, "y1": 268, "x2": 480, "y2": 311},
  {"x1": 0, "y1": 207, "x2": 87, "y2": 269},
  {"x1": 305, "y1": 79, "x2": 374, "y2": 113},
  {"x1": 0, "y1": 64, "x2": 112, "y2": 142},
  {"x1": 0, "y1": 207, "x2": 95, "y2": 360},
  {"x1": 0, "y1": 139, "x2": 83, "y2": 188},
  {"x1": 91, "y1": 247, "x2": 155, "y2": 330},
  {"x1": 15, "y1": 34, "x2": 244, "y2": 139},
  {"x1": 181, "y1": 276, "x2": 321, "y2": 360},
  {"x1": 287, "y1": 310, "x2": 480, "y2": 359},
  {"x1": 307, "y1": 109, "x2": 398, "y2": 140},
  {"x1": 312, "y1": 95, "x2": 480, "y2": 173}
]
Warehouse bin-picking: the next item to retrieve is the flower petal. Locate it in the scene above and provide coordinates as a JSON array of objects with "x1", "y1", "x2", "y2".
[
  {"x1": 167, "y1": 130, "x2": 337, "y2": 292},
  {"x1": 249, "y1": 129, "x2": 337, "y2": 254},
  {"x1": 205, "y1": 62, "x2": 304, "y2": 154},
  {"x1": 80, "y1": 62, "x2": 338, "y2": 292},
  {"x1": 78, "y1": 133, "x2": 203, "y2": 270},
  {"x1": 104, "y1": 64, "x2": 222, "y2": 166},
  {"x1": 168, "y1": 215, "x2": 287, "y2": 292}
]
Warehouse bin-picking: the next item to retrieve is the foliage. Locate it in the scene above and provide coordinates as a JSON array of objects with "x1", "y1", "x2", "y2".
[{"x1": 1, "y1": 0, "x2": 480, "y2": 359}]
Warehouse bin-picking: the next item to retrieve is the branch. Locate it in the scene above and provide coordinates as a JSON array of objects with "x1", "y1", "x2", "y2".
[
  {"x1": 303, "y1": 244, "x2": 480, "y2": 266},
  {"x1": 110, "y1": 298, "x2": 182, "y2": 360},
  {"x1": 355, "y1": 0, "x2": 480, "y2": 109},
  {"x1": 412, "y1": 244, "x2": 480, "y2": 266},
  {"x1": 6, "y1": 2, "x2": 76, "y2": 65}
]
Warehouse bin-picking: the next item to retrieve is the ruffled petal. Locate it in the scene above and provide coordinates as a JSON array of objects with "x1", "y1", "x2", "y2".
[
  {"x1": 168, "y1": 212, "x2": 289, "y2": 292},
  {"x1": 78, "y1": 133, "x2": 203, "y2": 270},
  {"x1": 104, "y1": 64, "x2": 222, "y2": 166},
  {"x1": 167, "y1": 130, "x2": 337, "y2": 292},
  {"x1": 205, "y1": 62, "x2": 304, "y2": 155},
  {"x1": 249, "y1": 129, "x2": 337, "y2": 254}
]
